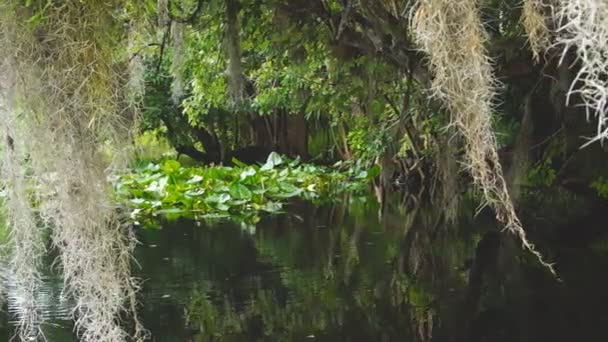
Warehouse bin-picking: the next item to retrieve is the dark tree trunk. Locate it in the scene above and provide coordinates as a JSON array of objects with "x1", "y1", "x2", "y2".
[
  {"x1": 285, "y1": 111, "x2": 309, "y2": 160},
  {"x1": 249, "y1": 111, "x2": 309, "y2": 160},
  {"x1": 161, "y1": 108, "x2": 222, "y2": 164}
]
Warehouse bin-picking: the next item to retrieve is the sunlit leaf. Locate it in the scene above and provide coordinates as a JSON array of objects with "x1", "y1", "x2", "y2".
[
  {"x1": 240, "y1": 167, "x2": 256, "y2": 180},
  {"x1": 161, "y1": 160, "x2": 182, "y2": 174},
  {"x1": 187, "y1": 175, "x2": 204, "y2": 183}
]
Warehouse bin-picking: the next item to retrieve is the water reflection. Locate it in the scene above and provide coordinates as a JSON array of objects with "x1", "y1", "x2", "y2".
[
  {"x1": 134, "y1": 198, "x2": 479, "y2": 341},
  {"x1": 2, "y1": 197, "x2": 608, "y2": 341}
]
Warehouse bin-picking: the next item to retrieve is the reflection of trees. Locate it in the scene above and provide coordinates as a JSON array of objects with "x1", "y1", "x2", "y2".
[
  {"x1": 171, "y1": 200, "x2": 608, "y2": 341},
  {"x1": 388, "y1": 204, "x2": 478, "y2": 342},
  {"x1": 183, "y1": 199, "x2": 481, "y2": 341}
]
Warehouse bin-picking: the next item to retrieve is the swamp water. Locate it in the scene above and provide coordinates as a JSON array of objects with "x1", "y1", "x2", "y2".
[{"x1": 1, "y1": 198, "x2": 608, "y2": 341}]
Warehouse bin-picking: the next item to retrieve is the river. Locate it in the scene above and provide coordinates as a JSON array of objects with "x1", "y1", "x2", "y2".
[{"x1": 1, "y1": 197, "x2": 608, "y2": 341}]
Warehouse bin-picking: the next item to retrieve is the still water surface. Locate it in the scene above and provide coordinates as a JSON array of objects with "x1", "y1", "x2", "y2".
[{"x1": 2, "y1": 198, "x2": 608, "y2": 341}]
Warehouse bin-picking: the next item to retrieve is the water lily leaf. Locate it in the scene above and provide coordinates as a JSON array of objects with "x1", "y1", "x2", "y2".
[
  {"x1": 205, "y1": 193, "x2": 231, "y2": 204},
  {"x1": 137, "y1": 172, "x2": 163, "y2": 184},
  {"x1": 167, "y1": 193, "x2": 189, "y2": 206},
  {"x1": 200, "y1": 213, "x2": 231, "y2": 219},
  {"x1": 263, "y1": 201, "x2": 282, "y2": 213},
  {"x1": 156, "y1": 208, "x2": 185, "y2": 215},
  {"x1": 278, "y1": 183, "x2": 302, "y2": 197},
  {"x1": 230, "y1": 183, "x2": 253, "y2": 200},
  {"x1": 216, "y1": 203, "x2": 230, "y2": 211},
  {"x1": 130, "y1": 208, "x2": 142, "y2": 220},
  {"x1": 218, "y1": 194, "x2": 230, "y2": 203},
  {"x1": 185, "y1": 189, "x2": 205, "y2": 197},
  {"x1": 240, "y1": 167, "x2": 256, "y2": 180},
  {"x1": 288, "y1": 157, "x2": 301, "y2": 167},
  {"x1": 145, "y1": 176, "x2": 168, "y2": 193},
  {"x1": 211, "y1": 184, "x2": 230, "y2": 193},
  {"x1": 252, "y1": 188, "x2": 267, "y2": 195},
  {"x1": 143, "y1": 163, "x2": 161, "y2": 172},
  {"x1": 261, "y1": 152, "x2": 283, "y2": 170},
  {"x1": 187, "y1": 175, "x2": 203, "y2": 183},
  {"x1": 161, "y1": 160, "x2": 181, "y2": 174},
  {"x1": 130, "y1": 198, "x2": 146, "y2": 205}
]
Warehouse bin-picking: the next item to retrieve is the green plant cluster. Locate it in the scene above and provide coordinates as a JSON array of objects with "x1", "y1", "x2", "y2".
[
  {"x1": 591, "y1": 176, "x2": 608, "y2": 199},
  {"x1": 526, "y1": 159, "x2": 557, "y2": 188},
  {"x1": 115, "y1": 153, "x2": 376, "y2": 225}
]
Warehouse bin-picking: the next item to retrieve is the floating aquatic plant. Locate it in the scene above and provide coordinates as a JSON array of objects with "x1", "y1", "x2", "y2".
[{"x1": 115, "y1": 153, "x2": 375, "y2": 225}]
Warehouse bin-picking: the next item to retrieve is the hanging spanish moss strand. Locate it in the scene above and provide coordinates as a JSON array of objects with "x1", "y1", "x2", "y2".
[
  {"x1": 0, "y1": 1, "x2": 146, "y2": 341},
  {"x1": 158, "y1": 0, "x2": 170, "y2": 27},
  {"x1": 127, "y1": 21, "x2": 147, "y2": 114},
  {"x1": 522, "y1": 0, "x2": 551, "y2": 62},
  {"x1": 171, "y1": 22, "x2": 187, "y2": 105},
  {"x1": 554, "y1": 0, "x2": 608, "y2": 146},
  {"x1": 0, "y1": 69, "x2": 45, "y2": 341},
  {"x1": 411, "y1": 0, "x2": 557, "y2": 275}
]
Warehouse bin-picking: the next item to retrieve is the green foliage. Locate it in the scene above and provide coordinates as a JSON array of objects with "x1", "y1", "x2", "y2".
[
  {"x1": 526, "y1": 159, "x2": 557, "y2": 187},
  {"x1": 133, "y1": 0, "x2": 417, "y2": 162},
  {"x1": 346, "y1": 115, "x2": 392, "y2": 164},
  {"x1": 591, "y1": 177, "x2": 608, "y2": 199},
  {"x1": 115, "y1": 153, "x2": 372, "y2": 225}
]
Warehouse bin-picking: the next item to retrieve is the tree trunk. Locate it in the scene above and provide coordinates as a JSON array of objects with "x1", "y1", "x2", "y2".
[{"x1": 225, "y1": 0, "x2": 245, "y2": 109}]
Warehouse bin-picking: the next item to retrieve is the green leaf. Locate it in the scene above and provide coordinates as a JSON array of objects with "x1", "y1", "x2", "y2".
[
  {"x1": 261, "y1": 152, "x2": 283, "y2": 170},
  {"x1": 161, "y1": 160, "x2": 182, "y2": 174},
  {"x1": 355, "y1": 170, "x2": 368, "y2": 179},
  {"x1": 145, "y1": 176, "x2": 168, "y2": 193},
  {"x1": 216, "y1": 203, "x2": 231, "y2": 211},
  {"x1": 187, "y1": 175, "x2": 204, "y2": 183},
  {"x1": 231, "y1": 158, "x2": 248, "y2": 168},
  {"x1": 130, "y1": 198, "x2": 147, "y2": 205},
  {"x1": 184, "y1": 189, "x2": 205, "y2": 197},
  {"x1": 368, "y1": 165, "x2": 381, "y2": 179},
  {"x1": 205, "y1": 193, "x2": 231, "y2": 204},
  {"x1": 156, "y1": 208, "x2": 185, "y2": 215},
  {"x1": 278, "y1": 183, "x2": 302, "y2": 198},
  {"x1": 267, "y1": 152, "x2": 283, "y2": 166},
  {"x1": 240, "y1": 167, "x2": 257, "y2": 180},
  {"x1": 263, "y1": 201, "x2": 283, "y2": 213},
  {"x1": 230, "y1": 184, "x2": 253, "y2": 200}
]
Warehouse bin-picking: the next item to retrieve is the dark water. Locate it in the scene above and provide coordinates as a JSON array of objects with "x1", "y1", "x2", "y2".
[{"x1": 2, "y1": 197, "x2": 608, "y2": 341}]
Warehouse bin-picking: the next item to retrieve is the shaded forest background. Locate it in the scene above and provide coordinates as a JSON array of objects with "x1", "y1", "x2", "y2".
[{"x1": 134, "y1": 0, "x2": 608, "y2": 210}]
